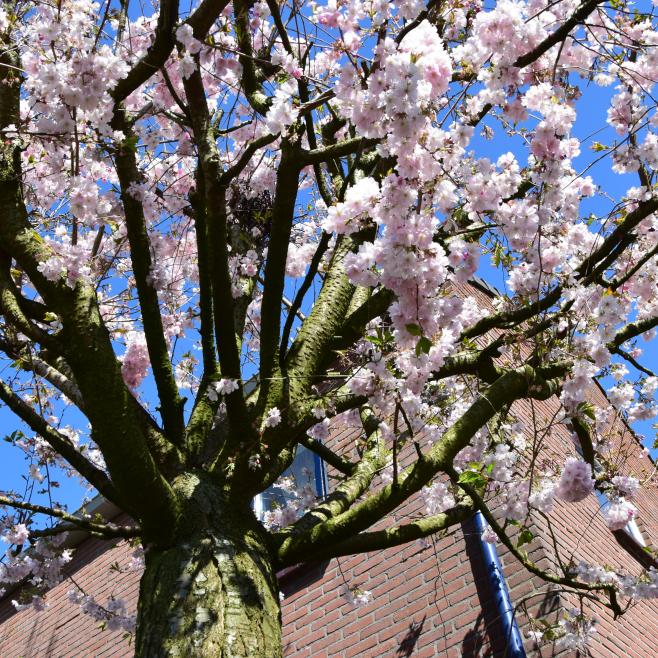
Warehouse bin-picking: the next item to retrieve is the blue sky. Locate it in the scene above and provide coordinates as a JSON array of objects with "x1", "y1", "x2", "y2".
[{"x1": 471, "y1": 77, "x2": 658, "y2": 459}]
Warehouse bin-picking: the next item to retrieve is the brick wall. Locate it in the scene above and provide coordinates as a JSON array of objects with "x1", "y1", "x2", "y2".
[
  {"x1": 1, "y1": 284, "x2": 657, "y2": 656},
  {"x1": 0, "y1": 524, "x2": 140, "y2": 657},
  {"x1": 0, "y1": 513, "x2": 511, "y2": 657},
  {"x1": 2, "y1": 433, "x2": 656, "y2": 657}
]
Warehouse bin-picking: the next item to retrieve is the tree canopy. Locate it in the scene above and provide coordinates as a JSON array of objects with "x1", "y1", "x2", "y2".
[{"x1": 0, "y1": 0, "x2": 657, "y2": 654}]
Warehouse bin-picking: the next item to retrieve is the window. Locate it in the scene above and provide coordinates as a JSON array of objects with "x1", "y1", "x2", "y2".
[
  {"x1": 594, "y1": 489, "x2": 646, "y2": 546},
  {"x1": 253, "y1": 445, "x2": 327, "y2": 524},
  {"x1": 574, "y1": 443, "x2": 646, "y2": 546}
]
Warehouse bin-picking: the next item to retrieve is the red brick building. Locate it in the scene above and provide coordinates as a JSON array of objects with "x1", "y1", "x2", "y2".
[{"x1": 1, "y1": 285, "x2": 657, "y2": 657}]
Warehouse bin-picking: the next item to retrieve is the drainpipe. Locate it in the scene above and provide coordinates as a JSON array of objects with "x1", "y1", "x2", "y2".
[{"x1": 473, "y1": 511, "x2": 526, "y2": 658}]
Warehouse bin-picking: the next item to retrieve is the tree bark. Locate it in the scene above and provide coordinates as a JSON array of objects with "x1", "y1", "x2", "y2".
[{"x1": 135, "y1": 473, "x2": 282, "y2": 657}]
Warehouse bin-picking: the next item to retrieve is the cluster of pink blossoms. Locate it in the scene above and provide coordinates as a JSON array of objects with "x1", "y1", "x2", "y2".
[
  {"x1": 68, "y1": 589, "x2": 136, "y2": 633},
  {"x1": 0, "y1": 531, "x2": 73, "y2": 605},
  {"x1": 261, "y1": 477, "x2": 317, "y2": 531},
  {"x1": 556, "y1": 459, "x2": 596, "y2": 503},
  {"x1": 421, "y1": 481, "x2": 456, "y2": 516},
  {"x1": 120, "y1": 334, "x2": 150, "y2": 390}
]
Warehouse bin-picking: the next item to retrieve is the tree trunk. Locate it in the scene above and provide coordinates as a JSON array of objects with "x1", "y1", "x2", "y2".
[{"x1": 135, "y1": 473, "x2": 282, "y2": 657}]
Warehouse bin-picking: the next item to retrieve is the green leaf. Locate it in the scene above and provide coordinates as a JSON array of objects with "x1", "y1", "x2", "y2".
[
  {"x1": 493, "y1": 243, "x2": 503, "y2": 267},
  {"x1": 415, "y1": 336, "x2": 432, "y2": 356},
  {"x1": 405, "y1": 323, "x2": 422, "y2": 336},
  {"x1": 458, "y1": 469, "x2": 487, "y2": 489},
  {"x1": 577, "y1": 401, "x2": 596, "y2": 421},
  {"x1": 122, "y1": 135, "x2": 139, "y2": 153},
  {"x1": 517, "y1": 528, "x2": 534, "y2": 548},
  {"x1": 543, "y1": 628, "x2": 558, "y2": 641}
]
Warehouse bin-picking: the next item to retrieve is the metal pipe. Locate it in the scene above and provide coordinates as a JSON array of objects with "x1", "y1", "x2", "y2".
[{"x1": 473, "y1": 511, "x2": 526, "y2": 657}]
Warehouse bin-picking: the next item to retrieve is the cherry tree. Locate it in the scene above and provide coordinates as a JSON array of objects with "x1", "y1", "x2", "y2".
[{"x1": 0, "y1": 0, "x2": 658, "y2": 654}]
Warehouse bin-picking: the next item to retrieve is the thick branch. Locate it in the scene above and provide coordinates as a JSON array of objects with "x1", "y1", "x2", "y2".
[
  {"x1": 234, "y1": 0, "x2": 270, "y2": 114},
  {"x1": 0, "y1": 261, "x2": 60, "y2": 350},
  {"x1": 111, "y1": 0, "x2": 230, "y2": 103},
  {"x1": 186, "y1": 0, "x2": 231, "y2": 39},
  {"x1": 302, "y1": 138, "x2": 378, "y2": 166},
  {"x1": 463, "y1": 196, "x2": 658, "y2": 341},
  {"x1": 0, "y1": 29, "x2": 191, "y2": 544},
  {"x1": 280, "y1": 232, "x2": 331, "y2": 359},
  {"x1": 300, "y1": 436, "x2": 356, "y2": 476},
  {"x1": 278, "y1": 501, "x2": 474, "y2": 564},
  {"x1": 0, "y1": 338, "x2": 84, "y2": 408},
  {"x1": 0, "y1": 496, "x2": 140, "y2": 539},
  {"x1": 184, "y1": 172, "x2": 220, "y2": 462},
  {"x1": 257, "y1": 140, "x2": 302, "y2": 403},
  {"x1": 182, "y1": 66, "x2": 251, "y2": 443},
  {"x1": 609, "y1": 314, "x2": 658, "y2": 348},
  {"x1": 0, "y1": 253, "x2": 51, "y2": 324},
  {"x1": 609, "y1": 242, "x2": 658, "y2": 291},
  {"x1": 112, "y1": 119, "x2": 185, "y2": 445},
  {"x1": 221, "y1": 134, "x2": 279, "y2": 183},
  {"x1": 29, "y1": 522, "x2": 140, "y2": 540},
  {"x1": 287, "y1": 409, "x2": 388, "y2": 533},
  {"x1": 285, "y1": 234, "x2": 362, "y2": 398},
  {"x1": 111, "y1": 0, "x2": 180, "y2": 103},
  {"x1": 274, "y1": 366, "x2": 561, "y2": 564},
  {"x1": 578, "y1": 198, "x2": 658, "y2": 279},
  {"x1": 321, "y1": 287, "x2": 395, "y2": 369},
  {"x1": 513, "y1": 0, "x2": 604, "y2": 69},
  {"x1": 190, "y1": 167, "x2": 217, "y2": 377}
]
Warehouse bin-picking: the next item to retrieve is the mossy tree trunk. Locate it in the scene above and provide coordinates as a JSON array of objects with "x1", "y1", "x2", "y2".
[{"x1": 135, "y1": 473, "x2": 282, "y2": 658}]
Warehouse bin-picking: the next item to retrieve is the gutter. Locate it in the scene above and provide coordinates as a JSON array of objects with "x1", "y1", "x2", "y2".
[{"x1": 472, "y1": 511, "x2": 526, "y2": 658}]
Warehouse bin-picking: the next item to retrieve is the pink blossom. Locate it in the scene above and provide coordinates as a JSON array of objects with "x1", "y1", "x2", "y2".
[
  {"x1": 4, "y1": 523, "x2": 30, "y2": 545},
  {"x1": 263, "y1": 407, "x2": 282, "y2": 428},
  {"x1": 121, "y1": 333, "x2": 150, "y2": 390},
  {"x1": 611, "y1": 475, "x2": 640, "y2": 499},
  {"x1": 481, "y1": 525, "x2": 498, "y2": 543},
  {"x1": 603, "y1": 500, "x2": 638, "y2": 531},
  {"x1": 210, "y1": 379, "x2": 240, "y2": 400},
  {"x1": 176, "y1": 24, "x2": 202, "y2": 55},
  {"x1": 341, "y1": 585, "x2": 373, "y2": 608},
  {"x1": 556, "y1": 459, "x2": 595, "y2": 503},
  {"x1": 307, "y1": 418, "x2": 330, "y2": 441},
  {"x1": 421, "y1": 481, "x2": 455, "y2": 515}
]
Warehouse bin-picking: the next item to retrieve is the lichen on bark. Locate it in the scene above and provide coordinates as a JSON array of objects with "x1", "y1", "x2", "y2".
[{"x1": 136, "y1": 473, "x2": 281, "y2": 658}]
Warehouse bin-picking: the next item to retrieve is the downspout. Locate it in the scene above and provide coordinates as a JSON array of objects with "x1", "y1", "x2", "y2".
[{"x1": 472, "y1": 511, "x2": 526, "y2": 658}]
